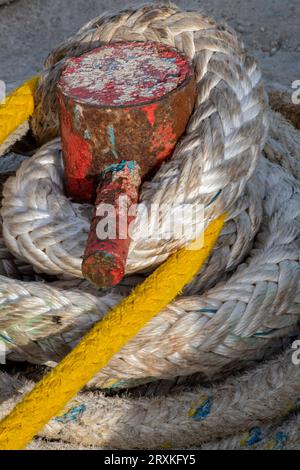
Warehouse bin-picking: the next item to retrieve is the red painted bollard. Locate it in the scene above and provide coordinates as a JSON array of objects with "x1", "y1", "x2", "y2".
[{"x1": 57, "y1": 41, "x2": 196, "y2": 288}]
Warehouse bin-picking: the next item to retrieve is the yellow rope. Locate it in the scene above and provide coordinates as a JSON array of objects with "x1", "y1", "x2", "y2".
[
  {"x1": 0, "y1": 77, "x2": 38, "y2": 145},
  {"x1": 0, "y1": 214, "x2": 225, "y2": 450}
]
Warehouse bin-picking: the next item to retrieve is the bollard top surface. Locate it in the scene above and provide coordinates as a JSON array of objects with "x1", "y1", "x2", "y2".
[{"x1": 58, "y1": 41, "x2": 193, "y2": 108}]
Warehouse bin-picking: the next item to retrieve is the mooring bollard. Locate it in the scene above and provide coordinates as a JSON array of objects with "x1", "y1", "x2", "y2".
[{"x1": 57, "y1": 41, "x2": 196, "y2": 288}]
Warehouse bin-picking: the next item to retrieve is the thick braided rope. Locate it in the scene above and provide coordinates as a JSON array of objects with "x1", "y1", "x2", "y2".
[
  {"x1": 0, "y1": 4, "x2": 298, "y2": 450},
  {"x1": 0, "y1": 154, "x2": 299, "y2": 389},
  {"x1": 265, "y1": 109, "x2": 300, "y2": 180},
  {"x1": 0, "y1": 172, "x2": 36, "y2": 282},
  {"x1": 0, "y1": 337, "x2": 299, "y2": 449},
  {"x1": 1, "y1": 138, "x2": 264, "y2": 282},
  {"x1": 200, "y1": 414, "x2": 300, "y2": 450},
  {"x1": 26, "y1": 412, "x2": 300, "y2": 449},
  {"x1": 0, "y1": 216, "x2": 224, "y2": 450},
  {"x1": 30, "y1": 5, "x2": 268, "y2": 272},
  {"x1": 0, "y1": 107, "x2": 295, "y2": 287},
  {"x1": 268, "y1": 82, "x2": 300, "y2": 131}
]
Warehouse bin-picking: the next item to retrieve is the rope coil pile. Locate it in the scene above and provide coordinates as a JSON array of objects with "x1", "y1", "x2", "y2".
[{"x1": 0, "y1": 4, "x2": 299, "y2": 449}]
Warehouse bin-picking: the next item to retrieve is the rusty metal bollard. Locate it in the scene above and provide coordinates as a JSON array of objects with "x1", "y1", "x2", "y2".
[{"x1": 57, "y1": 41, "x2": 196, "y2": 288}]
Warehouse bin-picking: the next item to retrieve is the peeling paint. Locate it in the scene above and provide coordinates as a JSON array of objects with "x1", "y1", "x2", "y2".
[{"x1": 59, "y1": 42, "x2": 191, "y2": 107}]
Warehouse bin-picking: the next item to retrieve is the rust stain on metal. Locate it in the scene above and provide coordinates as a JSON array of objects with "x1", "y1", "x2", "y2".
[
  {"x1": 82, "y1": 161, "x2": 141, "y2": 288},
  {"x1": 57, "y1": 41, "x2": 196, "y2": 288},
  {"x1": 59, "y1": 42, "x2": 191, "y2": 107}
]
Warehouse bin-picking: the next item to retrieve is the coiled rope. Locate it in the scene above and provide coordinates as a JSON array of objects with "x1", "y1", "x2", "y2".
[
  {"x1": 0, "y1": 4, "x2": 299, "y2": 449},
  {"x1": 0, "y1": 332, "x2": 299, "y2": 450}
]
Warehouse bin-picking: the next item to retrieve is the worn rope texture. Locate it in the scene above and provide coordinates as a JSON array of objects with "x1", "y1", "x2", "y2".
[
  {"x1": 0, "y1": 216, "x2": 225, "y2": 450},
  {"x1": 1, "y1": 139, "x2": 264, "y2": 284},
  {"x1": 265, "y1": 109, "x2": 300, "y2": 180},
  {"x1": 0, "y1": 168, "x2": 40, "y2": 282},
  {"x1": 31, "y1": 5, "x2": 268, "y2": 273},
  {"x1": 0, "y1": 150, "x2": 299, "y2": 388},
  {"x1": 267, "y1": 82, "x2": 300, "y2": 131},
  {"x1": 0, "y1": 108, "x2": 295, "y2": 285},
  {"x1": 4, "y1": 110, "x2": 298, "y2": 294},
  {"x1": 26, "y1": 412, "x2": 300, "y2": 449},
  {"x1": 0, "y1": 4, "x2": 298, "y2": 451},
  {"x1": 0, "y1": 336, "x2": 299, "y2": 449},
  {"x1": 199, "y1": 413, "x2": 300, "y2": 450}
]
